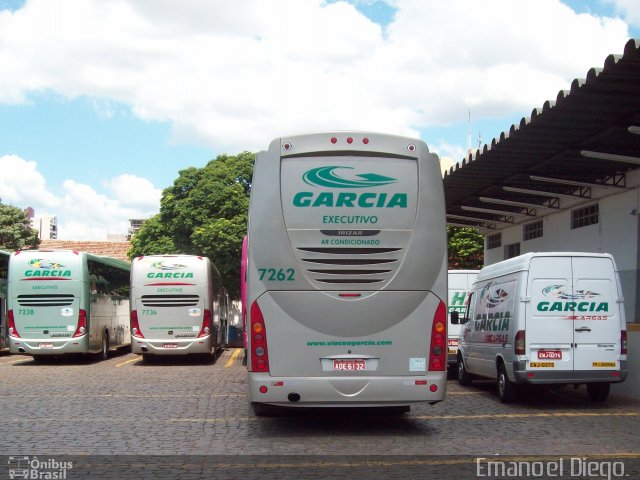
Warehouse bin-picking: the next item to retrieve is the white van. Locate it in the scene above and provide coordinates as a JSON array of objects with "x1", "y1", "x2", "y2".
[
  {"x1": 447, "y1": 270, "x2": 478, "y2": 367},
  {"x1": 455, "y1": 252, "x2": 627, "y2": 403}
]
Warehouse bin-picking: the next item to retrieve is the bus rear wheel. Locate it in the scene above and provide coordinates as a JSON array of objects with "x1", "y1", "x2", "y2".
[
  {"x1": 251, "y1": 402, "x2": 272, "y2": 417},
  {"x1": 32, "y1": 355, "x2": 53, "y2": 363}
]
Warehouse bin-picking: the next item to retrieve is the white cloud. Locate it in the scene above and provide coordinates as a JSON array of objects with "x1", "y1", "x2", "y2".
[
  {"x1": 103, "y1": 174, "x2": 162, "y2": 210},
  {"x1": 0, "y1": 154, "x2": 59, "y2": 208},
  {"x1": 0, "y1": 1, "x2": 634, "y2": 238},
  {"x1": 0, "y1": 155, "x2": 159, "y2": 240},
  {"x1": 0, "y1": 0, "x2": 630, "y2": 152},
  {"x1": 608, "y1": 0, "x2": 640, "y2": 25}
]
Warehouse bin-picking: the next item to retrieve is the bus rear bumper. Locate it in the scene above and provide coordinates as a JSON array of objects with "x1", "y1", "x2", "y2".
[
  {"x1": 132, "y1": 337, "x2": 213, "y2": 356},
  {"x1": 9, "y1": 336, "x2": 89, "y2": 355},
  {"x1": 248, "y1": 372, "x2": 447, "y2": 407}
]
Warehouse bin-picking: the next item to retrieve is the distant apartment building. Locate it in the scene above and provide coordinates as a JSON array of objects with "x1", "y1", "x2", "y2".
[
  {"x1": 29, "y1": 212, "x2": 58, "y2": 240},
  {"x1": 128, "y1": 218, "x2": 146, "y2": 240}
]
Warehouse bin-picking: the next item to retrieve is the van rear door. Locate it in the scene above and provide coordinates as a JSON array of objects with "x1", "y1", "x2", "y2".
[
  {"x1": 571, "y1": 256, "x2": 620, "y2": 371},
  {"x1": 527, "y1": 256, "x2": 575, "y2": 372},
  {"x1": 528, "y1": 255, "x2": 621, "y2": 373}
]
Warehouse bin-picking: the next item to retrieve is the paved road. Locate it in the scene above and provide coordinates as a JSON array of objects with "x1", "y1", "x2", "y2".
[{"x1": 1, "y1": 349, "x2": 638, "y2": 478}]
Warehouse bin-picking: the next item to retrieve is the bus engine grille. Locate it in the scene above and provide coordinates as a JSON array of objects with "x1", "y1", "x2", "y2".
[
  {"x1": 298, "y1": 247, "x2": 401, "y2": 286},
  {"x1": 141, "y1": 295, "x2": 200, "y2": 307},
  {"x1": 17, "y1": 294, "x2": 75, "y2": 307}
]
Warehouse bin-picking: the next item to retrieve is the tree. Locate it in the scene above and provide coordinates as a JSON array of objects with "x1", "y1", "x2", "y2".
[
  {"x1": 127, "y1": 214, "x2": 178, "y2": 258},
  {"x1": 130, "y1": 152, "x2": 254, "y2": 298},
  {"x1": 0, "y1": 201, "x2": 40, "y2": 251},
  {"x1": 447, "y1": 226, "x2": 484, "y2": 269}
]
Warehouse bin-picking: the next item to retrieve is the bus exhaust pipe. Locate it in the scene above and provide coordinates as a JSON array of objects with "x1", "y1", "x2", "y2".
[
  {"x1": 288, "y1": 393, "x2": 301, "y2": 403},
  {"x1": 141, "y1": 346, "x2": 148, "y2": 353}
]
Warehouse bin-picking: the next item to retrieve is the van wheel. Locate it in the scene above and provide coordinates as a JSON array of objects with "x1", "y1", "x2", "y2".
[
  {"x1": 497, "y1": 364, "x2": 517, "y2": 403},
  {"x1": 100, "y1": 332, "x2": 109, "y2": 361},
  {"x1": 586, "y1": 383, "x2": 610, "y2": 402},
  {"x1": 457, "y1": 356, "x2": 473, "y2": 386}
]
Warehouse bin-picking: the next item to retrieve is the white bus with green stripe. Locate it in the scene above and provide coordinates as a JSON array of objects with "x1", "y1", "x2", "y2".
[
  {"x1": 130, "y1": 255, "x2": 228, "y2": 360},
  {"x1": 247, "y1": 132, "x2": 448, "y2": 414},
  {"x1": 8, "y1": 249, "x2": 131, "y2": 361}
]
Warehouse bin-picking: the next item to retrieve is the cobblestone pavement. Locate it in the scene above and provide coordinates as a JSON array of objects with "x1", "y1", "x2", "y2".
[{"x1": 0, "y1": 349, "x2": 638, "y2": 478}]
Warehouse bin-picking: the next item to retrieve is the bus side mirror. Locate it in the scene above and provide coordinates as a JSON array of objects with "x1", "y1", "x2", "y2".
[{"x1": 450, "y1": 311, "x2": 460, "y2": 325}]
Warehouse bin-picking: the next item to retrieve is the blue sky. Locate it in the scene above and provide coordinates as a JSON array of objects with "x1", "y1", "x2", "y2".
[{"x1": 0, "y1": 0, "x2": 638, "y2": 239}]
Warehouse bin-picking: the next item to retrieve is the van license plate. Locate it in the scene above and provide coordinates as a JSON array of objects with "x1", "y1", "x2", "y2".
[
  {"x1": 538, "y1": 350, "x2": 562, "y2": 360},
  {"x1": 39, "y1": 343, "x2": 53, "y2": 349},
  {"x1": 333, "y1": 359, "x2": 365, "y2": 371},
  {"x1": 164, "y1": 343, "x2": 178, "y2": 349}
]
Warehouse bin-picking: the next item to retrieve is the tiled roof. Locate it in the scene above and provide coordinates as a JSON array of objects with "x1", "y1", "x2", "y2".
[{"x1": 39, "y1": 240, "x2": 131, "y2": 261}]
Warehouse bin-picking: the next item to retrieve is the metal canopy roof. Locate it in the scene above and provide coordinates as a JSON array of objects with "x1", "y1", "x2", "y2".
[{"x1": 443, "y1": 38, "x2": 640, "y2": 231}]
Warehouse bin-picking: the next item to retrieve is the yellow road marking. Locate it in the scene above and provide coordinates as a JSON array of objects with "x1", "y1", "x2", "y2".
[
  {"x1": 11, "y1": 411, "x2": 638, "y2": 424},
  {"x1": 0, "y1": 393, "x2": 246, "y2": 398},
  {"x1": 225, "y1": 348, "x2": 242, "y2": 367},
  {"x1": 187, "y1": 453, "x2": 640, "y2": 468},
  {"x1": 115, "y1": 357, "x2": 141, "y2": 368},
  {"x1": 415, "y1": 411, "x2": 640, "y2": 420}
]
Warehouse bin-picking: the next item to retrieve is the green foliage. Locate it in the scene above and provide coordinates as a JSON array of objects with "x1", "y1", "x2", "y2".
[
  {"x1": 131, "y1": 152, "x2": 254, "y2": 298},
  {"x1": 447, "y1": 226, "x2": 484, "y2": 269},
  {"x1": 128, "y1": 214, "x2": 178, "y2": 259},
  {"x1": 192, "y1": 216, "x2": 247, "y2": 298},
  {"x1": 0, "y1": 201, "x2": 40, "y2": 251}
]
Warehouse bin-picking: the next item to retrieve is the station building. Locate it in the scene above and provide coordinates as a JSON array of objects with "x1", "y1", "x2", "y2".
[{"x1": 443, "y1": 38, "x2": 640, "y2": 398}]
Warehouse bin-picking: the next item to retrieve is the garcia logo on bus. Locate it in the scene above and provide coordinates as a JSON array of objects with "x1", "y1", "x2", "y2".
[
  {"x1": 24, "y1": 259, "x2": 72, "y2": 278},
  {"x1": 536, "y1": 285, "x2": 608, "y2": 312},
  {"x1": 293, "y1": 166, "x2": 408, "y2": 208},
  {"x1": 147, "y1": 261, "x2": 194, "y2": 279}
]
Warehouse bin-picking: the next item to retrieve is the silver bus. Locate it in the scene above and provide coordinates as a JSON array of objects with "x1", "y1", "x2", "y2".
[
  {"x1": 130, "y1": 255, "x2": 228, "y2": 360},
  {"x1": 247, "y1": 132, "x2": 448, "y2": 414},
  {"x1": 8, "y1": 249, "x2": 130, "y2": 361},
  {"x1": 0, "y1": 250, "x2": 9, "y2": 351}
]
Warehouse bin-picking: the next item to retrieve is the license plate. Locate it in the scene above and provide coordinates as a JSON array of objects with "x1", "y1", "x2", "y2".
[
  {"x1": 448, "y1": 348, "x2": 457, "y2": 354},
  {"x1": 39, "y1": 343, "x2": 53, "y2": 349},
  {"x1": 538, "y1": 350, "x2": 562, "y2": 360},
  {"x1": 530, "y1": 362, "x2": 555, "y2": 368},
  {"x1": 163, "y1": 343, "x2": 178, "y2": 349},
  {"x1": 593, "y1": 362, "x2": 616, "y2": 367},
  {"x1": 447, "y1": 339, "x2": 459, "y2": 347},
  {"x1": 333, "y1": 359, "x2": 365, "y2": 371}
]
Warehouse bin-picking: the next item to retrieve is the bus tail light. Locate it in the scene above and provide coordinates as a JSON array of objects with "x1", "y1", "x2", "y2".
[
  {"x1": 621, "y1": 330, "x2": 627, "y2": 355},
  {"x1": 515, "y1": 330, "x2": 526, "y2": 355},
  {"x1": 250, "y1": 301, "x2": 270, "y2": 373},
  {"x1": 428, "y1": 301, "x2": 446, "y2": 371},
  {"x1": 72, "y1": 309, "x2": 87, "y2": 338},
  {"x1": 197, "y1": 309, "x2": 212, "y2": 338},
  {"x1": 7, "y1": 310, "x2": 20, "y2": 338},
  {"x1": 131, "y1": 310, "x2": 145, "y2": 339}
]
